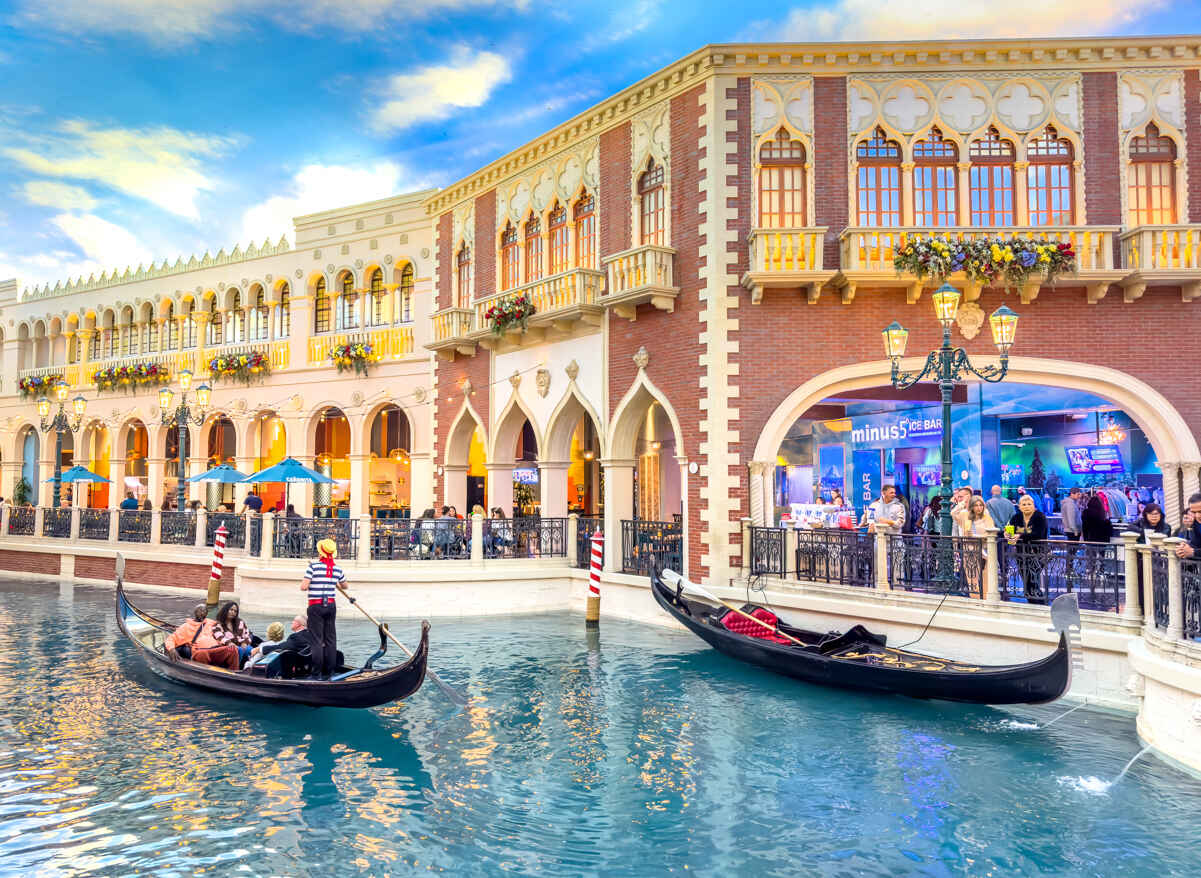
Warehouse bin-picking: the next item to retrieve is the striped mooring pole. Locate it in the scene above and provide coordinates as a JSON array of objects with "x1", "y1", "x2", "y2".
[
  {"x1": 206, "y1": 523, "x2": 228, "y2": 615},
  {"x1": 586, "y1": 531, "x2": 603, "y2": 626}
]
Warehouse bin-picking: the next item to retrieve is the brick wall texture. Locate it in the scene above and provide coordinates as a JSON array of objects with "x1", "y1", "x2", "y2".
[
  {"x1": 0, "y1": 550, "x2": 59, "y2": 576},
  {"x1": 600, "y1": 123, "x2": 632, "y2": 257},
  {"x1": 436, "y1": 211, "x2": 453, "y2": 310},
  {"x1": 1186, "y1": 69, "x2": 1201, "y2": 223},
  {"x1": 813, "y1": 76, "x2": 849, "y2": 269},
  {"x1": 474, "y1": 190, "x2": 497, "y2": 301}
]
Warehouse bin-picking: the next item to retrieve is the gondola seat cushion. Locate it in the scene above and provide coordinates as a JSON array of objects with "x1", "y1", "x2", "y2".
[{"x1": 720, "y1": 607, "x2": 792, "y2": 644}]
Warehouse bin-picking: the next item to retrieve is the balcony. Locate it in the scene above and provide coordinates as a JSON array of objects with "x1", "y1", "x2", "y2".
[
  {"x1": 741, "y1": 227, "x2": 835, "y2": 303},
  {"x1": 426, "y1": 307, "x2": 477, "y2": 360},
  {"x1": 307, "y1": 326, "x2": 414, "y2": 366},
  {"x1": 470, "y1": 268, "x2": 604, "y2": 350},
  {"x1": 1119, "y1": 225, "x2": 1201, "y2": 303},
  {"x1": 601, "y1": 244, "x2": 679, "y2": 320},
  {"x1": 839, "y1": 226, "x2": 1123, "y2": 305}
]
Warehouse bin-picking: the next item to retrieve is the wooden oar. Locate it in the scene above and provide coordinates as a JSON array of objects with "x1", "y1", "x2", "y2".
[
  {"x1": 661, "y1": 570, "x2": 806, "y2": 647},
  {"x1": 339, "y1": 589, "x2": 468, "y2": 706}
]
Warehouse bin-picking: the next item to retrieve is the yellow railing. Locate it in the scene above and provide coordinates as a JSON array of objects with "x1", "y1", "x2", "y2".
[
  {"x1": 473, "y1": 268, "x2": 604, "y2": 327},
  {"x1": 748, "y1": 227, "x2": 828, "y2": 272},
  {"x1": 308, "y1": 327, "x2": 414, "y2": 365},
  {"x1": 603, "y1": 244, "x2": 676, "y2": 295},
  {"x1": 432, "y1": 308, "x2": 475, "y2": 342},
  {"x1": 1120, "y1": 225, "x2": 1201, "y2": 271},
  {"x1": 841, "y1": 226, "x2": 1118, "y2": 273}
]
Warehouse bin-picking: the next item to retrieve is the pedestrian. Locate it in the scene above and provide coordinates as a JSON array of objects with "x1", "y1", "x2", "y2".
[
  {"x1": 985, "y1": 485, "x2": 1015, "y2": 533},
  {"x1": 119, "y1": 491, "x2": 139, "y2": 511},
  {"x1": 1059, "y1": 486, "x2": 1083, "y2": 541},
  {"x1": 1173, "y1": 493, "x2": 1201, "y2": 560},
  {"x1": 242, "y1": 489, "x2": 263, "y2": 514},
  {"x1": 1005, "y1": 494, "x2": 1049, "y2": 605},
  {"x1": 863, "y1": 484, "x2": 905, "y2": 533},
  {"x1": 1081, "y1": 495, "x2": 1113, "y2": 544},
  {"x1": 1135, "y1": 503, "x2": 1172, "y2": 543},
  {"x1": 300, "y1": 538, "x2": 347, "y2": 680}
]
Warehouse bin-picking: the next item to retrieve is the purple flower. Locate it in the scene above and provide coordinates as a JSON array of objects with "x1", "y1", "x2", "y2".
[{"x1": 1019, "y1": 251, "x2": 1036, "y2": 267}]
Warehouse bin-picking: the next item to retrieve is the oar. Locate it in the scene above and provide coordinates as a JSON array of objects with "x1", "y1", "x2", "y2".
[
  {"x1": 661, "y1": 570, "x2": 806, "y2": 647},
  {"x1": 339, "y1": 589, "x2": 469, "y2": 706}
]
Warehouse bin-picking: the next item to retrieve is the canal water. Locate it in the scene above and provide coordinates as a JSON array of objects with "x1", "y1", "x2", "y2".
[{"x1": 1, "y1": 580, "x2": 1199, "y2": 877}]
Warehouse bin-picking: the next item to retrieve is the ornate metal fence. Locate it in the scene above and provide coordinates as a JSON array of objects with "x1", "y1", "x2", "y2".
[
  {"x1": 621, "y1": 520, "x2": 683, "y2": 577},
  {"x1": 795, "y1": 529, "x2": 875, "y2": 587},
  {"x1": 42, "y1": 508, "x2": 72, "y2": 538},
  {"x1": 749, "y1": 526, "x2": 786, "y2": 576},
  {"x1": 999, "y1": 540, "x2": 1124, "y2": 612},
  {"x1": 273, "y1": 517, "x2": 359, "y2": 560},
  {"x1": 206, "y1": 513, "x2": 246, "y2": 549},
  {"x1": 575, "y1": 516, "x2": 604, "y2": 569},
  {"x1": 484, "y1": 517, "x2": 567, "y2": 559},
  {"x1": 889, "y1": 534, "x2": 986, "y2": 598},
  {"x1": 371, "y1": 519, "x2": 417, "y2": 560},
  {"x1": 1181, "y1": 559, "x2": 1199, "y2": 640},
  {"x1": 79, "y1": 508, "x2": 110, "y2": 540},
  {"x1": 118, "y1": 510, "x2": 152, "y2": 543},
  {"x1": 8, "y1": 508, "x2": 34, "y2": 536},
  {"x1": 160, "y1": 510, "x2": 196, "y2": 545},
  {"x1": 1151, "y1": 551, "x2": 1169, "y2": 629}
]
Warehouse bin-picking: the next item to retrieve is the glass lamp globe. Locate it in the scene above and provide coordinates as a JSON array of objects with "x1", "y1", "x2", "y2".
[
  {"x1": 72, "y1": 395, "x2": 87, "y2": 417},
  {"x1": 178, "y1": 369, "x2": 193, "y2": 392},
  {"x1": 159, "y1": 387, "x2": 174, "y2": 411},
  {"x1": 882, "y1": 321, "x2": 909, "y2": 359},
  {"x1": 37, "y1": 396, "x2": 51, "y2": 419},
  {"x1": 990, "y1": 305, "x2": 1019, "y2": 354},
  {"x1": 195, "y1": 383, "x2": 212, "y2": 409},
  {"x1": 931, "y1": 283, "x2": 962, "y2": 328},
  {"x1": 54, "y1": 379, "x2": 70, "y2": 403}
]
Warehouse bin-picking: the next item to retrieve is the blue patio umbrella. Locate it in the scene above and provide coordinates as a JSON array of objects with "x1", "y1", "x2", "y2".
[
  {"x1": 186, "y1": 464, "x2": 249, "y2": 484},
  {"x1": 45, "y1": 465, "x2": 111, "y2": 483},
  {"x1": 240, "y1": 457, "x2": 335, "y2": 512}
]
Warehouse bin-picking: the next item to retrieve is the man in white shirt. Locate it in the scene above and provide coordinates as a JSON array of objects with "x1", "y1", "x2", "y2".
[{"x1": 864, "y1": 485, "x2": 906, "y2": 533}]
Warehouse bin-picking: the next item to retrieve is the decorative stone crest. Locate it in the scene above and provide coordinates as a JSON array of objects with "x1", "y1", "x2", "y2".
[
  {"x1": 351, "y1": 391, "x2": 364, "y2": 407},
  {"x1": 956, "y1": 302, "x2": 985, "y2": 340},
  {"x1": 295, "y1": 269, "x2": 303, "y2": 279},
  {"x1": 461, "y1": 378, "x2": 474, "y2": 396},
  {"x1": 354, "y1": 258, "x2": 363, "y2": 269},
  {"x1": 633, "y1": 346, "x2": 650, "y2": 370},
  {"x1": 421, "y1": 248, "x2": 430, "y2": 259},
  {"x1": 509, "y1": 370, "x2": 521, "y2": 389},
  {"x1": 535, "y1": 368, "x2": 551, "y2": 398},
  {"x1": 413, "y1": 386, "x2": 427, "y2": 404},
  {"x1": 565, "y1": 359, "x2": 579, "y2": 381}
]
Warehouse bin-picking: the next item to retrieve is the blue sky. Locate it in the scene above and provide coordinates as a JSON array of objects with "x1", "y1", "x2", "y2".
[{"x1": 0, "y1": 0, "x2": 1196, "y2": 290}]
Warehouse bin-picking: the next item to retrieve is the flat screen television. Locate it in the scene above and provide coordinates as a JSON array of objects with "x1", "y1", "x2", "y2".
[{"x1": 1065, "y1": 445, "x2": 1125, "y2": 475}]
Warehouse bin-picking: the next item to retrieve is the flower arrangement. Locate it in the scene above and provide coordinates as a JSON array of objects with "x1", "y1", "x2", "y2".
[
  {"x1": 484, "y1": 294, "x2": 536, "y2": 336},
  {"x1": 330, "y1": 342, "x2": 379, "y2": 376},
  {"x1": 19, "y1": 374, "x2": 61, "y2": 399},
  {"x1": 209, "y1": 351, "x2": 271, "y2": 385},
  {"x1": 93, "y1": 362, "x2": 170, "y2": 394},
  {"x1": 893, "y1": 236, "x2": 1076, "y2": 292}
]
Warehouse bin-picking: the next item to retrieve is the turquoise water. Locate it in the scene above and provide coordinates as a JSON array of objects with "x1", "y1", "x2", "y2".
[{"x1": 1, "y1": 581, "x2": 1199, "y2": 876}]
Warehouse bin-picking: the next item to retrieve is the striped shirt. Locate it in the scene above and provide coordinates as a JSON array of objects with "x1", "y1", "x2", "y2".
[{"x1": 304, "y1": 560, "x2": 346, "y2": 601}]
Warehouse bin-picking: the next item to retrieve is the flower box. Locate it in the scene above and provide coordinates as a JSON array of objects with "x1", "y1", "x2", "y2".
[
  {"x1": 893, "y1": 236, "x2": 1076, "y2": 292},
  {"x1": 484, "y1": 295, "x2": 536, "y2": 336},
  {"x1": 209, "y1": 351, "x2": 271, "y2": 385}
]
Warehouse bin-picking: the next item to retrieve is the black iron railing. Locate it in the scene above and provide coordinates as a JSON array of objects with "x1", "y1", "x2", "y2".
[
  {"x1": 484, "y1": 517, "x2": 567, "y2": 559},
  {"x1": 998, "y1": 540, "x2": 1124, "y2": 612},
  {"x1": 889, "y1": 534, "x2": 986, "y2": 598},
  {"x1": 118, "y1": 510, "x2": 152, "y2": 543},
  {"x1": 414, "y1": 518, "x2": 469, "y2": 559},
  {"x1": 575, "y1": 516, "x2": 604, "y2": 569},
  {"x1": 273, "y1": 517, "x2": 359, "y2": 559},
  {"x1": 1183, "y1": 559, "x2": 1201, "y2": 640},
  {"x1": 79, "y1": 508, "x2": 110, "y2": 540},
  {"x1": 160, "y1": 510, "x2": 196, "y2": 545},
  {"x1": 8, "y1": 507, "x2": 34, "y2": 536},
  {"x1": 795, "y1": 529, "x2": 875, "y2": 587},
  {"x1": 749, "y1": 526, "x2": 786, "y2": 576},
  {"x1": 248, "y1": 516, "x2": 262, "y2": 556},
  {"x1": 1151, "y1": 551, "x2": 1169, "y2": 629},
  {"x1": 371, "y1": 519, "x2": 417, "y2": 560},
  {"x1": 42, "y1": 508, "x2": 72, "y2": 538},
  {"x1": 206, "y1": 512, "x2": 247, "y2": 549},
  {"x1": 621, "y1": 519, "x2": 683, "y2": 577}
]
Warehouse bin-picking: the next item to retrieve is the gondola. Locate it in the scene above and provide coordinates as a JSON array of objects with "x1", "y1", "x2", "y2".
[
  {"x1": 652, "y1": 571, "x2": 1077, "y2": 705},
  {"x1": 115, "y1": 558, "x2": 429, "y2": 709}
]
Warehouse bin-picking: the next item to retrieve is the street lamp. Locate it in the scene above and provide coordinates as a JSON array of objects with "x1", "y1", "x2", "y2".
[
  {"x1": 38, "y1": 380, "x2": 87, "y2": 507},
  {"x1": 159, "y1": 369, "x2": 211, "y2": 511},
  {"x1": 883, "y1": 283, "x2": 1019, "y2": 543}
]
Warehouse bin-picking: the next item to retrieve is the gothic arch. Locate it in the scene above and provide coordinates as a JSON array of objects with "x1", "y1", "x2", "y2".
[
  {"x1": 608, "y1": 370, "x2": 686, "y2": 461},
  {"x1": 544, "y1": 385, "x2": 606, "y2": 462}
]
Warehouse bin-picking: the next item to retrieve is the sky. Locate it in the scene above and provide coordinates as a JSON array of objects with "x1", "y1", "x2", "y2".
[{"x1": 0, "y1": 0, "x2": 1196, "y2": 291}]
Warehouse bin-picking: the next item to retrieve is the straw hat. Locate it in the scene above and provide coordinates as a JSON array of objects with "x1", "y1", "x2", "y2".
[{"x1": 316, "y1": 538, "x2": 337, "y2": 558}]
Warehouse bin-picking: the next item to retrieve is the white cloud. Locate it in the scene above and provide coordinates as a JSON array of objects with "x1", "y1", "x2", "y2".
[
  {"x1": 240, "y1": 161, "x2": 428, "y2": 242},
  {"x1": 368, "y1": 47, "x2": 512, "y2": 134},
  {"x1": 760, "y1": 0, "x2": 1163, "y2": 40},
  {"x1": 15, "y1": 0, "x2": 516, "y2": 45},
  {"x1": 5, "y1": 120, "x2": 234, "y2": 219},
  {"x1": 0, "y1": 214, "x2": 154, "y2": 289},
  {"x1": 22, "y1": 181, "x2": 99, "y2": 211}
]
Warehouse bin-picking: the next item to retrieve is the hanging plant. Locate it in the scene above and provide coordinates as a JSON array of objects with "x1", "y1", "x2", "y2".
[
  {"x1": 893, "y1": 235, "x2": 1076, "y2": 292},
  {"x1": 209, "y1": 351, "x2": 271, "y2": 385},
  {"x1": 330, "y1": 342, "x2": 379, "y2": 376},
  {"x1": 19, "y1": 374, "x2": 62, "y2": 399},
  {"x1": 93, "y1": 362, "x2": 170, "y2": 394},
  {"x1": 484, "y1": 294, "x2": 536, "y2": 336}
]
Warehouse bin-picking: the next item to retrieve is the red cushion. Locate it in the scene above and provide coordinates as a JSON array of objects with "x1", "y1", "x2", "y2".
[{"x1": 721, "y1": 607, "x2": 791, "y2": 644}]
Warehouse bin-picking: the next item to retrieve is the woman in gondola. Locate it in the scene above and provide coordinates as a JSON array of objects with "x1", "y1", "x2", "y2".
[
  {"x1": 214, "y1": 600, "x2": 257, "y2": 666},
  {"x1": 1006, "y1": 494, "x2": 1049, "y2": 604}
]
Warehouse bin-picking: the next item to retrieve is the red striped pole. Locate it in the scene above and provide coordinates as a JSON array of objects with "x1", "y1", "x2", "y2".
[
  {"x1": 206, "y1": 523, "x2": 228, "y2": 614},
  {"x1": 586, "y1": 531, "x2": 603, "y2": 626}
]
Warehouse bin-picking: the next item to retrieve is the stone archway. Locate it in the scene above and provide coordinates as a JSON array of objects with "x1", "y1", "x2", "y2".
[
  {"x1": 489, "y1": 393, "x2": 542, "y2": 517},
  {"x1": 544, "y1": 388, "x2": 605, "y2": 517},
  {"x1": 443, "y1": 397, "x2": 486, "y2": 513}
]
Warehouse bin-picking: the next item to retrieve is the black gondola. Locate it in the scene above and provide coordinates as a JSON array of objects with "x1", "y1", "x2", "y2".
[
  {"x1": 115, "y1": 562, "x2": 429, "y2": 709},
  {"x1": 652, "y1": 571, "x2": 1076, "y2": 705}
]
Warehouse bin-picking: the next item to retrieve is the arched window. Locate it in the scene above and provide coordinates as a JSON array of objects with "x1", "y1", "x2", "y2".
[
  {"x1": 1128, "y1": 123, "x2": 1177, "y2": 226},
  {"x1": 336, "y1": 274, "x2": 358, "y2": 330},
  {"x1": 758, "y1": 128, "x2": 806, "y2": 228},
  {"x1": 500, "y1": 222, "x2": 519, "y2": 290},
  {"x1": 67, "y1": 333, "x2": 79, "y2": 364},
  {"x1": 523, "y1": 213, "x2": 543, "y2": 284},
  {"x1": 146, "y1": 313, "x2": 159, "y2": 352},
  {"x1": 969, "y1": 127, "x2": 1016, "y2": 227},
  {"x1": 225, "y1": 291, "x2": 244, "y2": 344},
  {"x1": 912, "y1": 127, "x2": 957, "y2": 227},
  {"x1": 102, "y1": 313, "x2": 116, "y2": 358},
  {"x1": 1027, "y1": 127, "x2": 1074, "y2": 226},
  {"x1": 164, "y1": 302, "x2": 178, "y2": 350},
  {"x1": 205, "y1": 298, "x2": 222, "y2": 346},
  {"x1": 638, "y1": 159, "x2": 665, "y2": 245},
  {"x1": 119, "y1": 308, "x2": 134, "y2": 356},
  {"x1": 398, "y1": 263, "x2": 414, "y2": 323},
  {"x1": 456, "y1": 244, "x2": 472, "y2": 306},
  {"x1": 249, "y1": 287, "x2": 268, "y2": 341},
  {"x1": 856, "y1": 128, "x2": 902, "y2": 227},
  {"x1": 313, "y1": 277, "x2": 330, "y2": 334},
  {"x1": 368, "y1": 269, "x2": 385, "y2": 326},
  {"x1": 574, "y1": 193, "x2": 596, "y2": 269},
  {"x1": 274, "y1": 283, "x2": 291, "y2": 339},
  {"x1": 89, "y1": 326, "x2": 101, "y2": 360},
  {"x1": 548, "y1": 203, "x2": 568, "y2": 274}
]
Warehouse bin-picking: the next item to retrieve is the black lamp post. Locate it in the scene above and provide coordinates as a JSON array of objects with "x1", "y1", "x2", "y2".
[
  {"x1": 37, "y1": 380, "x2": 87, "y2": 508},
  {"x1": 883, "y1": 283, "x2": 1019, "y2": 541},
  {"x1": 158, "y1": 369, "x2": 211, "y2": 511}
]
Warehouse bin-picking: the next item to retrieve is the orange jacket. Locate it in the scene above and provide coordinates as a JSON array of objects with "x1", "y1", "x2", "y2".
[{"x1": 165, "y1": 618, "x2": 223, "y2": 651}]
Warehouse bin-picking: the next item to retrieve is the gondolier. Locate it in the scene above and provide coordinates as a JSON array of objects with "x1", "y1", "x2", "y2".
[{"x1": 302, "y1": 538, "x2": 348, "y2": 680}]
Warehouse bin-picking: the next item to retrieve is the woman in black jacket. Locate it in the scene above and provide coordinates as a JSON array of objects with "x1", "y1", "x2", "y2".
[
  {"x1": 1080, "y1": 495, "x2": 1114, "y2": 544},
  {"x1": 1006, "y1": 494, "x2": 1049, "y2": 604},
  {"x1": 1135, "y1": 503, "x2": 1172, "y2": 543}
]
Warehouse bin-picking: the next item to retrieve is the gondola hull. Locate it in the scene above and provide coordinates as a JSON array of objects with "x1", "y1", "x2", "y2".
[
  {"x1": 116, "y1": 582, "x2": 429, "y2": 709},
  {"x1": 652, "y1": 575, "x2": 1071, "y2": 705}
]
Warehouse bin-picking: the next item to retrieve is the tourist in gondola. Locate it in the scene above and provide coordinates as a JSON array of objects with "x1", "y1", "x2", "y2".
[
  {"x1": 1006, "y1": 494, "x2": 1049, "y2": 605},
  {"x1": 214, "y1": 600, "x2": 256, "y2": 666},
  {"x1": 1135, "y1": 503, "x2": 1172, "y2": 543},
  {"x1": 301, "y1": 538, "x2": 347, "y2": 680},
  {"x1": 163, "y1": 603, "x2": 239, "y2": 669}
]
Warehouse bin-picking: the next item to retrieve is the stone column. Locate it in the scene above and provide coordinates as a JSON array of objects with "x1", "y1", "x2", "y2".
[
  {"x1": 601, "y1": 459, "x2": 635, "y2": 574},
  {"x1": 1159, "y1": 461, "x2": 1182, "y2": 528},
  {"x1": 349, "y1": 453, "x2": 369, "y2": 517},
  {"x1": 471, "y1": 512, "x2": 484, "y2": 567},
  {"x1": 0, "y1": 461, "x2": 17, "y2": 503},
  {"x1": 740, "y1": 517, "x2": 752, "y2": 575},
  {"x1": 0, "y1": 505, "x2": 9, "y2": 538},
  {"x1": 873, "y1": 527, "x2": 891, "y2": 590},
  {"x1": 409, "y1": 451, "x2": 434, "y2": 516},
  {"x1": 1181, "y1": 461, "x2": 1201, "y2": 505},
  {"x1": 486, "y1": 462, "x2": 514, "y2": 516},
  {"x1": 261, "y1": 511, "x2": 275, "y2": 563},
  {"x1": 1165, "y1": 537, "x2": 1185, "y2": 641},
  {"x1": 900, "y1": 161, "x2": 915, "y2": 225},
  {"x1": 33, "y1": 505, "x2": 44, "y2": 537},
  {"x1": 567, "y1": 513, "x2": 579, "y2": 566},
  {"x1": 357, "y1": 513, "x2": 372, "y2": 565},
  {"x1": 234, "y1": 455, "x2": 253, "y2": 507},
  {"x1": 147, "y1": 456, "x2": 166, "y2": 508},
  {"x1": 1138, "y1": 540, "x2": 1156, "y2": 634},
  {"x1": 195, "y1": 507, "x2": 207, "y2": 548},
  {"x1": 442, "y1": 463, "x2": 468, "y2": 513},
  {"x1": 1120, "y1": 531, "x2": 1142, "y2": 621},
  {"x1": 956, "y1": 162, "x2": 971, "y2": 226},
  {"x1": 150, "y1": 509, "x2": 162, "y2": 546},
  {"x1": 983, "y1": 525, "x2": 1000, "y2": 602},
  {"x1": 107, "y1": 457, "x2": 125, "y2": 510},
  {"x1": 538, "y1": 460, "x2": 569, "y2": 518},
  {"x1": 70, "y1": 506, "x2": 81, "y2": 540},
  {"x1": 748, "y1": 460, "x2": 774, "y2": 527},
  {"x1": 1013, "y1": 161, "x2": 1030, "y2": 226}
]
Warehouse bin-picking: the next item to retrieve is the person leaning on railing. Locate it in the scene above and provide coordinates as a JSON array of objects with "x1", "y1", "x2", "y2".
[
  {"x1": 1174, "y1": 493, "x2": 1201, "y2": 560},
  {"x1": 1005, "y1": 494, "x2": 1049, "y2": 605},
  {"x1": 1135, "y1": 503, "x2": 1172, "y2": 543}
]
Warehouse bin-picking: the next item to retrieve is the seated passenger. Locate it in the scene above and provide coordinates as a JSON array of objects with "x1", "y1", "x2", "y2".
[
  {"x1": 243, "y1": 621, "x2": 286, "y2": 673},
  {"x1": 257, "y1": 615, "x2": 344, "y2": 679},
  {"x1": 214, "y1": 600, "x2": 256, "y2": 666},
  {"x1": 164, "y1": 603, "x2": 239, "y2": 670}
]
